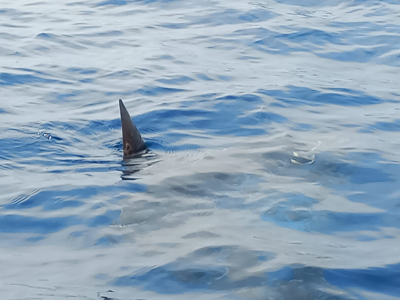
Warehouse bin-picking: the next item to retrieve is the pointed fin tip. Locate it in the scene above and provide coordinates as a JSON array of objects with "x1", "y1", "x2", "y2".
[{"x1": 119, "y1": 99, "x2": 128, "y2": 118}]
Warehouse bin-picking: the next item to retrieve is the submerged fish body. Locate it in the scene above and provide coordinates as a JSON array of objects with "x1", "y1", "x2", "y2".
[{"x1": 118, "y1": 99, "x2": 315, "y2": 179}]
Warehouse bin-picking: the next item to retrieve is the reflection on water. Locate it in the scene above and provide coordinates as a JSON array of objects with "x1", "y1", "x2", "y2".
[{"x1": 1, "y1": 0, "x2": 400, "y2": 299}]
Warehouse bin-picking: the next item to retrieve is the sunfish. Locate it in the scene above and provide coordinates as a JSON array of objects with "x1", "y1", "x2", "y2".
[{"x1": 119, "y1": 99, "x2": 147, "y2": 158}]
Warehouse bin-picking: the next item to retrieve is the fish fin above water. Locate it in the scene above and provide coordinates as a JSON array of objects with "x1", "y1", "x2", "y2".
[{"x1": 119, "y1": 99, "x2": 146, "y2": 158}]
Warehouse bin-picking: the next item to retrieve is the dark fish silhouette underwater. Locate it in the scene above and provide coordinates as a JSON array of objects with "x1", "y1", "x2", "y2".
[{"x1": 118, "y1": 99, "x2": 315, "y2": 170}]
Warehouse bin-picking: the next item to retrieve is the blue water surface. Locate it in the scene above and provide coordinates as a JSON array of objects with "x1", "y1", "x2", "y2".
[{"x1": 0, "y1": 0, "x2": 400, "y2": 299}]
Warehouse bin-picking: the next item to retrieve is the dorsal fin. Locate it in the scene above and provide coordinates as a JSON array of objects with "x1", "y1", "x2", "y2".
[{"x1": 119, "y1": 99, "x2": 146, "y2": 158}]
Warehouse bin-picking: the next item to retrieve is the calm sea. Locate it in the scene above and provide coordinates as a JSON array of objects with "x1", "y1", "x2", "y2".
[{"x1": 1, "y1": 0, "x2": 400, "y2": 299}]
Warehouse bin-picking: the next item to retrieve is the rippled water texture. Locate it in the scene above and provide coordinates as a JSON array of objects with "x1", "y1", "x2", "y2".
[{"x1": 1, "y1": 0, "x2": 400, "y2": 299}]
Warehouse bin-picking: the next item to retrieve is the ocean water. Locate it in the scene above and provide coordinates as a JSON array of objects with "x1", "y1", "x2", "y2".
[{"x1": 1, "y1": 0, "x2": 400, "y2": 299}]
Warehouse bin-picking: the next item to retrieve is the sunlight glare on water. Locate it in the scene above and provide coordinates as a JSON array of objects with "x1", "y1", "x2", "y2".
[{"x1": 1, "y1": 0, "x2": 400, "y2": 299}]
